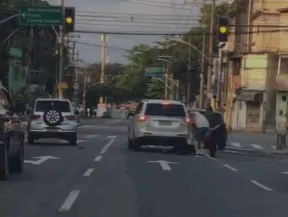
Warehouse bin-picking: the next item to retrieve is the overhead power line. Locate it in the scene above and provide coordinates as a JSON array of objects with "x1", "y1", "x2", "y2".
[
  {"x1": 76, "y1": 14, "x2": 200, "y2": 20},
  {"x1": 74, "y1": 29, "x2": 284, "y2": 36},
  {"x1": 76, "y1": 11, "x2": 200, "y2": 17},
  {"x1": 74, "y1": 41, "x2": 129, "y2": 51},
  {"x1": 76, "y1": 19, "x2": 199, "y2": 25}
]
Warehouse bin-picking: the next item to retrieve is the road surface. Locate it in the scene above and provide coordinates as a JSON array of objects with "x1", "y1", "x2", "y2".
[{"x1": 1, "y1": 118, "x2": 288, "y2": 217}]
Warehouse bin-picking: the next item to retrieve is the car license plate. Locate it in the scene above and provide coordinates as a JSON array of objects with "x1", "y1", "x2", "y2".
[{"x1": 159, "y1": 121, "x2": 171, "y2": 125}]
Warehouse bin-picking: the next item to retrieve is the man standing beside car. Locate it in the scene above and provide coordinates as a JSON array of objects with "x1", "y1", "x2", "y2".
[{"x1": 188, "y1": 110, "x2": 210, "y2": 155}]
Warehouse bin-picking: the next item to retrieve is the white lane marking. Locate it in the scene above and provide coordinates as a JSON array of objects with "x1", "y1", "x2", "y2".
[
  {"x1": 230, "y1": 142, "x2": 241, "y2": 148},
  {"x1": 272, "y1": 145, "x2": 276, "y2": 149},
  {"x1": 85, "y1": 135, "x2": 98, "y2": 138},
  {"x1": 201, "y1": 151, "x2": 216, "y2": 160},
  {"x1": 77, "y1": 140, "x2": 85, "y2": 144},
  {"x1": 224, "y1": 150, "x2": 243, "y2": 154},
  {"x1": 250, "y1": 144, "x2": 264, "y2": 150},
  {"x1": 107, "y1": 135, "x2": 117, "y2": 139},
  {"x1": 59, "y1": 190, "x2": 80, "y2": 212},
  {"x1": 250, "y1": 180, "x2": 273, "y2": 191},
  {"x1": 94, "y1": 155, "x2": 102, "y2": 162},
  {"x1": 100, "y1": 139, "x2": 115, "y2": 154},
  {"x1": 223, "y1": 164, "x2": 238, "y2": 172},
  {"x1": 281, "y1": 171, "x2": 288, "y2": 174},
  {"x1": 83, "y1": 168, "x2": 95, "y2": 176}
]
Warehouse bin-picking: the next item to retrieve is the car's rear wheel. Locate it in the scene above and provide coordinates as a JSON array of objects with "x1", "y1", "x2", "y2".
[
  {"x1": 0, "y1": 144, "x2": 9, "y2": 180},
  {"x1": 130, "y1": 139, "x2": 141, "y2": 151},
  {"x1": 10, "y1": 141, "x2": 24, "y2": 173},
  {"x1": 69, "y1": 133, "x2": 77, "y2": 146}
]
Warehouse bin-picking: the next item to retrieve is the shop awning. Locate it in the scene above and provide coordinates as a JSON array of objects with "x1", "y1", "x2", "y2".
[{"x1": 235, "y1": 91, "x2": 263, "y2": 102}]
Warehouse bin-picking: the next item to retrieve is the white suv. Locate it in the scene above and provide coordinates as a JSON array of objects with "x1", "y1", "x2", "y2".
[
  {"x1": 27, "y1": 98, "x2": 79, "y2": 146},
  {"x1": 127, "y1": 99, "x2": 190, "y2": 150}
]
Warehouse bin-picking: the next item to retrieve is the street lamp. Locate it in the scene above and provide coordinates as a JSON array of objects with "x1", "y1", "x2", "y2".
[{"x1": 167, "y1": 37, "x2": 209, "y2": 60}]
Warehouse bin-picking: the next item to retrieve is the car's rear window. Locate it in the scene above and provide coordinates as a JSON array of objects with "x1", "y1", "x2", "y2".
[
  {"x1": 144, "y1": 103, "x2": 186, "y2": 117},
  {"x1": 35, "y1": 100, "x2": 71, "y2": 112}
]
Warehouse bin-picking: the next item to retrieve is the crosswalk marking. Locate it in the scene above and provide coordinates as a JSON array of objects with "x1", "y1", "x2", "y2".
[
  {"x1": 250, "y1": 144, "x2": 264, "y2": 150},
  {"x1": 230, "y1": 142, "x2": 241, "y2": 148},
  {"x1": 85, "y1": 135, "x2": 98, "y2": 138}
]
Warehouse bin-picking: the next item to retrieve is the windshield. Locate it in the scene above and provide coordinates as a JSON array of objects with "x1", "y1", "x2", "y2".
[
  {"x1": 35, "y1": 100, "x2": 71, "y2": 112},
  {"x1": 144, "y1": 103, "x2": 186, "y2": 117}
]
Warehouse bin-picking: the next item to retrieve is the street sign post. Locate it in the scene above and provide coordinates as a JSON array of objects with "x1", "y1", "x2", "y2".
[
  {"x1": 20, "y1": 5, "x2": 62, "y2": 26},
  {"x1": 145, "y1": 67, "x2": 164, "y2": 78}
]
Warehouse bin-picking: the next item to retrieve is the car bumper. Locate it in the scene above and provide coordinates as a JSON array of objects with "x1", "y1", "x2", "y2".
[
  {"x1": 28, "y1": 131, "x2": 76, "y2": 139},
  {"x1": 136, "y1": 135, "x2": 188, "y2": 146}
]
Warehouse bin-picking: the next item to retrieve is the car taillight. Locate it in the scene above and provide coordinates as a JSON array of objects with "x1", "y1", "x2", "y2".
[
  {"x1": 31, "y1": 115, "x2": 41, "y2": 120},
  {"x1": 65, "y1": 115, "x2": 76, "y2": 120},
  {"x1": 137, "y1": 115, "x2": 148, "y2": 122}
]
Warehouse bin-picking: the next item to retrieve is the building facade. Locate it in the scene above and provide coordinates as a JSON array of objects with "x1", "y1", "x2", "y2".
[{"x1": 226, "y1": 0, "x2": 288, "y2": 132}]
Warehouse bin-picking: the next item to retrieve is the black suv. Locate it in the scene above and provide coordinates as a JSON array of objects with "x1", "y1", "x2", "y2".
[{"x1": 0, "y1": 85, "x2": 25, "y2": 180}]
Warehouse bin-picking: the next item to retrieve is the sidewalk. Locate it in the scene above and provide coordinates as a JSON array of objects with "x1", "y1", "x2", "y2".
[{"x1": 228, "y1": 132, "x2": 288, "y2": 155}]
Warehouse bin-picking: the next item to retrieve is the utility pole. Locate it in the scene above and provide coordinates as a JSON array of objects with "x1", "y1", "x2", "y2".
[
  {"x1": 164, "y1": 63, "x2": 168, "y2": 99},
  {"x1": 207, "y1": 0, "x2": 216, "y2": 108},
  {"x1": 100, "y1": 34, "x2": 107, "y2": 84},
  {"x1": 199, "y1": 34, "x2": 206, "y2": 108},
  {"x1": 216, "y1": 48, "x2": 223, "y2": 110},
  {"x1": 186, "y1": 35, "x2": 191, "y2": 106},
  {"x1": 99, "y1": 33, "x2": 107, "y2": 105},
  {"x1": 26, "y1": 27, "x2": 34, "y2": 86},
  {"x1": 58, "y1": 0, "x2": 65, "y2": 99}
]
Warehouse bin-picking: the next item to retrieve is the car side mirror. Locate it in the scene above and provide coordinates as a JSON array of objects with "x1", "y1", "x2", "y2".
[{"x1": 75, "y1": 110, "x2": 80, "y2": 116}]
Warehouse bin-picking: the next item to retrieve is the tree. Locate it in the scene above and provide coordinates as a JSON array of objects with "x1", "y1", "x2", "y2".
[
  {"x1": 145, "y1": 78, "x2": 165, "y2": 99},
  {"x1": 199, "y1": 2, "x2": 231, "y2": 26},
  {"x1": 0, "y1": 0, "x2": 70, "y2": 98}
]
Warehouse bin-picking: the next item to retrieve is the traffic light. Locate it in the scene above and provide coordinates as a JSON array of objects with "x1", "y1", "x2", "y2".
[
  {"x1": 217, "y1": 16, "x2": 228, "y2": 42},
  {"x1": 64, "y1": 7, "x2": 75, "y2": 32}
]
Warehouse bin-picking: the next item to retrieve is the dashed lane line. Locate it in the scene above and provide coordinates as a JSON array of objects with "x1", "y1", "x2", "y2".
[
  {"x1": 250, "y1": 180, "x2": 273, "y2": 191},
  {"x1": 100, "y1": 139, "x2": 115, "y2": 154},
  {"x1": 59, "y1": 190, "x2": 80, "y2": 212},
  {"x1": 83, "y1": 168, "x2": 95, "y2": 177},
  {"x1": 94, "y1": 155, "x2": 102, "y2": 162},
  {"x1": 223, "y1": 164, "x2": 238, "y2": 172}
]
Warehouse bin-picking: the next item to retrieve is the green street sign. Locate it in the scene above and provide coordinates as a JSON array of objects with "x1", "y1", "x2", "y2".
[
  {"x1": 20, "y1": 5, "x2": 62, "y2": 26},
  {"x1": 145, "y1": 67, "x2": 164, "y2": 78}
]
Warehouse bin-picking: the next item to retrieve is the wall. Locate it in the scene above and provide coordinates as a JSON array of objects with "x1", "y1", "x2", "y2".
[{"x1": 241, "y1": 54, "x2": 268, "y2": 90}]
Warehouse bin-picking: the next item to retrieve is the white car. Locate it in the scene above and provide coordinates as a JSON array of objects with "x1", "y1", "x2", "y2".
[
  {"x1": 27, "y1": 98, "x2": 79, "y2": 146},
  {"x1": 127, "y1": 99, "x2": 191, "y2": 150}
]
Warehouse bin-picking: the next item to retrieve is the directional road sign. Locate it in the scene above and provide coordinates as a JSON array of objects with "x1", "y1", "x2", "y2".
[
  {"x1": 20, "y1": 5, "x2": 62, "y2": 26},
  {"x1": 145, "y1": 67, "x2": 164, "y2": 78}
]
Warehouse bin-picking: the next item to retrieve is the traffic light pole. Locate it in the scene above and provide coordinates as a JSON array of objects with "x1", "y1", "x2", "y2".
[
  {"x1": 207, "y1": 0, "x2": 216, "y2": 109},
  {"x1": 58, "y1": 0, "x2": 65, "y2": 99}
]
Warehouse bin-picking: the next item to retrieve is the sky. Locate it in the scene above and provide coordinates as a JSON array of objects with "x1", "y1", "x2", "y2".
[{"x1": 47, "y1": 0, "x2": 213, "y2": 64}]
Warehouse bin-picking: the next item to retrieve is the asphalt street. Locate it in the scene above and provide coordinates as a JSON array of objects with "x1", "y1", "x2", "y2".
[{"x1": 1, "y1": 118, "x2": 288, "y2": 217}]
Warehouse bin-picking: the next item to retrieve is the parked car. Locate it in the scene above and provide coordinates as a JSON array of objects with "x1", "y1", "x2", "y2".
[
  {"x1": 27, "y1": 98, "x2": 79, "y2": 146},
  {"x1": 128, "y1": 99, "x2": 190, "y2": 151},
  {"x1": 0, "y1": 85, "x2": 25, "y2": 180}
]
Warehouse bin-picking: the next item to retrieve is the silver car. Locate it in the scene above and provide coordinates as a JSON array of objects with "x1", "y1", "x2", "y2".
[
  {"x1": 27, "y1": 98, "x2": 79, "y2": 146},
  {"x1": 127, "y1": 99, "x2": 190, "y2": 150}
]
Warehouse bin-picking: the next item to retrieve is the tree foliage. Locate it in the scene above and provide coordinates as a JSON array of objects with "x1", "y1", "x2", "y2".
[
  {"x1": 0, "y1": 0, "x2": 70, "y2": 98},
  {"x1": 111, "y1": 2, "x2": 231, "y2": 102}
]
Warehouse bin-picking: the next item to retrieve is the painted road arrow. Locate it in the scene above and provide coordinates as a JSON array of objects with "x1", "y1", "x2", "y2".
[
  {"x1": 147, "y1": 160, "x2": 178, "y2": 171},
  {"x1": 21, "y1": 12, "x2": 26, "y2": 18},
  {"x1": 24, "y1": 156, "x2": 60, "y2": 165}
]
